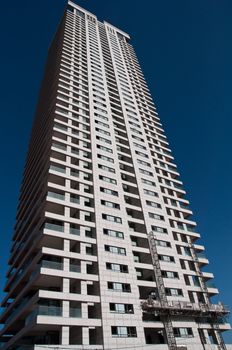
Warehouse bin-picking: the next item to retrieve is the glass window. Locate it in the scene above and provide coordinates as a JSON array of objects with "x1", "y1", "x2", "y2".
[
  {"x1": 103, "y1": 229, "x2": 124, "y2": 239},
  {"x1": 97, "y1": 145, "x2": 113, "y2": 153},
  {"x1": 102, "y1": 214, "x2": 122, "y2": 223},
  {"x1": 98, "y1": 164, "x2": 115, "y2": 173},
  {"x1": 149, "y1": 213, "x2": 164, "y2": 221},
  {"x1": 111, "y1": 326, "x2": 137, "y2": 337},
  {"x1": 146, "y1": 200, "x2": 161, "y2": 209},
  {"x1": 105, "y1": 245, "x2": 126, "y2": 255},
  {"x1": 159, "y1": 255, "x2": 175, "y2": 263},
  {"x1": 101, "y1": 200, "x2": 120, "y2": 209},
  {"x1": 97, "y1": 154, "x2": 114, "y2": 163},
  {"x1": 142, "y1": 178, "x2": 156, "y2": 186},
  {"x1": 106, "y1": 263, "x2": 128, "y2": 273},
  {"x1": 156, "y1": 240, "x2": 171, "y2": 248},
  {"x1": 162, "y1": 271, "x2": 179, "y2": 279},
  {"x1": 173, "y1": 328, "x2": 193, "y2": 338},
  {"x1": 144, "y1": 189, "x2": 158, "y2": 197},
  {"x1": 99, "y1": 175, "x2": 117, "y2": 184},
  {"x1": 152, "y1": 225, "x2": 167, "y2": 234}
]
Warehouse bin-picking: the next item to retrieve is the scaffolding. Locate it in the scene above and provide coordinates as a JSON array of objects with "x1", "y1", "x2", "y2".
[{"x1": 140, "y1": 231, "x2": 230, "y2": 350}]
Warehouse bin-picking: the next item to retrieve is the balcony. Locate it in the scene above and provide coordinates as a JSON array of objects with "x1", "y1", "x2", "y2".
[
  {"x1": 47, "y1": 191, "x2": 65, "y2": 201},
  {"x1": 44, "y1": 221, "x2": 64, "y2": 232},
  {"x1": 205, "y1": 281, "x2": 216, "y2": 289},
  {"x1": 70, "y1": 226, "x2": 80, "y2": 235},
  {"x1": 50, "y1": 164, "x2": 66, "y2": 174},
  {"x1": 70, "y1": 264, "x2": 81, "y2": 273},
  {"x1": 69, "y1": 307, "x2": 82, "y2": 317},
  {"x1": 41, "y1": 260, "x2": 63, "y2": 270},
  {"x1": 38, "y1": 305, "x2": 62, "y2": 316},
  {"x1": 187, "y1": 226, "x2": 197, "y2": 233},
  {"x1": 196, "y1": 252, "x2": 207, "y2": 260}
]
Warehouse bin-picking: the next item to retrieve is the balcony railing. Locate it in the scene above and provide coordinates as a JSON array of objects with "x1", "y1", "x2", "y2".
[
  {"x1": 50, "y1": 165, "x2": 66, "y2": 174},
  {"x1": 41, "y1": 260, "x2": 63, "y2": 270},
  {"x1": 206, "y1": 281, "x2": 217, "y2": 289},
  {"x1": 196, "y1": 252, "x2": 207, "y2": 260},
  {"x1": 38, "y1": 305, "x2": 62, "y2": 316},
  {"x1": 47, "y1": 191, "x2": 65, "y2": 201},
  {"x1": 69, "y1": 307, "x2": 82, "y2": 317},
  {"x1": 70, "y1": 227, "x2": 80, "y2": 235},
  {"x1": 179, "y1": 203, "x2": 190, "y2": 210},
  {"x1": 187, "y1": 226, "x2": 197, "y2": 233},
  {"x1": 70, "y1": 196, "x2": 80, "y2": 204},
  {"x1": 44, "y1": 222, "x2": 64, "y2": 232},
  {"x1": 52, "y1": 142, "x2": 66, "y2": 151},
  {"x1": 70, "y1": 264, "x2": 81, "y2": 273}
]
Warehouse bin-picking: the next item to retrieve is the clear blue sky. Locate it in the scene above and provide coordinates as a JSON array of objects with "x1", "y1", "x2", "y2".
[{"x1": 0, "y1": 0, "x2": 231, "y2": 342}]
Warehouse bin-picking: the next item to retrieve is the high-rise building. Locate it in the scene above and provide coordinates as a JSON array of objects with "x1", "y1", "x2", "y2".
[{"x1": 0, "y1": 1, "x2": 230, "y2": 350}]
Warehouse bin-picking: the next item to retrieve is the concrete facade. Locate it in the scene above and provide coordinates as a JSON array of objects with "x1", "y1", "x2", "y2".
[{"x1": 0, "y1": 1, "x2": 230, "y2": 349}]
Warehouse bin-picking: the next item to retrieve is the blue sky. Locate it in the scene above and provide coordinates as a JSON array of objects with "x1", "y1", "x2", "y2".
[{"x1": 0, "y1": 0, "x2": 231, "y2": 343}]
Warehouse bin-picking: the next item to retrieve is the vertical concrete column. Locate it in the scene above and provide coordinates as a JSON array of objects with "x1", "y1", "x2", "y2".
[
  {"x1": 214, "y1": 330, "x2": 224, "y2": 347},
  {"x1": 62, "y1": 326, "x2": 70, "y2": 345},
  {"x1": 82, "y1": 327, "x2": 89, "y2": 346},
  {"x1": 65, "y1": 178, "x2": 70, "y2": 189},
  {"x1": 81, "y1": 302, "x2": 88, "y2": 318},
  {"x1": 81, "y1": 261, "x2": 87, "y2": 274},
  {"x1": 81, "y1": 280, "x2": 88, "y2": 295},
  {"x1": 64, "y1": 239, "x2": 70, "y2": 252},
  {"x1": 63, "y1": 278, "x2": 70, "y2": 293},
  {"x1": 63, "y1": 300, "x2": 69, "y2": 317},
  {"x1": 64, "y1": 206, "x2": 70, "y2": 220},
  {"x1": 64, "y1": 221, "x2": 70, "y2": 235},
  {"x1": 203, "y1": 329, "x2": 211, "y2": 344},
  {"x1": 64, "y1": 258, "x2": 69, "y2": 272}
]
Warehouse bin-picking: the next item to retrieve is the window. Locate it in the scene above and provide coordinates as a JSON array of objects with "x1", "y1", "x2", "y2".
[
  {"x1": 97, "y1": 145, "x2": 113, "y2": 153},
  {"x1": 142, "y1": 178, "x2": 156, "y2": 186},
  {"x1": 50, "y1": 163, "x2": 66, "y2": 174},
  {"x1": 107, "y1": 282, "x2": 131, "y2": 292},
  {"x1": 136, "y1": 151, "x2": 148, "y2": 158},
  {"x1": 132, "y1": 135, "x2": 144, "y2": 142},
  {"x1": 165, "y1": 288, "x2": 183, "y2": 296},
  {"x1": 137, "y1": 159, "x2": 150, "y2": 167},
  {"x1": 144, "y1": 189, "x2": 158, "y2": 197},
  {"x1": 151, "y1": 225, "x2": 167, "y2": 234},
  {"x1": 98, "y1": 164, "x2": 115, "y2": 173},
  {"x1": 146, "y1": 200, "x2": 161, "y2": 209},
  {"x1": 95, "y1": 120, "x2": 109, "y2": 128},
  {"x1": 162, "y1": 271, "x2": 179, "y2": 279},
  {"x1": 156, "y1": 240, "x2": 171, "y2": 248},
  {"x1": 96, "y1": 135, "x2": 112, "y2": 144},
  {"x1": 102, "y1": 214, "x2": 122, "y2": 224},
  {"x1": 110, "y1": 303, "x2": 133, "y2": 313},
  {"x1": 173, "y1": 328, "x2": 193, "y2": 338},
  {"x1": 105, "y1": 245, "x2": 126, "y2": 255},
  {"x1": 97, "y1": 154, "x2": 114, "y2": 163},
  {"x1": 99, "y1": 175, "x2": 117, "y2": 184},
  {"x1": 111, "y1": 326, "x2": 137, "y2": 338},
  {"x1": 103, "y1": 229, "x2": 124, "y2": 239},
  {"x1": 133, "y1": 142, "x2": 146, "y2": 150},
  {"x1": 139, "y1": 168, "x2": 153, "y2": 176},
  {"x1": 135, "y1": 151, "x2": 148, "y2": 158},
  {"x1": 183, "y1": 247, "x2": 191, "y2": 256},
  {"x1": 101, "y1": 200, "x2": 120, "y2": 209},
  {"x1": 95, "y1": 127, "x2": 110, "y2": 136},
  {"x1": 149, "y1": 213, "x2": 164, "y2": 221},
  {"x1": 159, "y1": 255, "x2": 175, "y2": 263},
  {"x1": 100, "y1": 187, "x2": 118, "y2": 196},
  {"x1": 106, "y1": 263, "x2": 128, "y2": 273}
]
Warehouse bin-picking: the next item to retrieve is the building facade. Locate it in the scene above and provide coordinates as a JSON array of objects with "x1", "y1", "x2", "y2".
[{"x1": 0, "y1": 1, "x2": 230, "y2": 350}]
